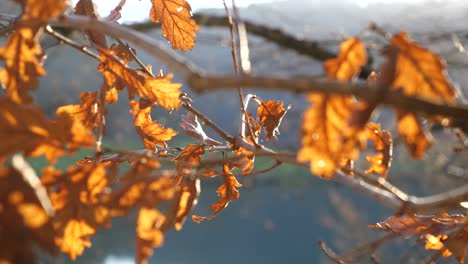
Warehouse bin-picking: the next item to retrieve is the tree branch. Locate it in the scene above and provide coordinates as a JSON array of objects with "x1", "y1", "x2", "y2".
[{"x1": 42, "y1": 15, "x2": 468, "y2": 123}]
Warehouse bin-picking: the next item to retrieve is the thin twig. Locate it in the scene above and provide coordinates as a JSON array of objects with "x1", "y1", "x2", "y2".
[
  {"x1": 181, "y1": 97, "x2": 235, "y2": 144},
  {"x1": 238, "y1": 160, "x2": 282, "y2": 177},
  {"x1": 44, "y1": 25, "x2": 100, "y2": 60},
  {"x1": 115, "y1": 38, "x2": 154, "y2": 77}
]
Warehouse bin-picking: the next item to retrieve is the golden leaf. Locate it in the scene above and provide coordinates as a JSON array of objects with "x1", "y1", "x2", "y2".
[
  {"x1": 42, "y1": 163, "x2": 111, "y2": 260},
  {"x1": 323, "y1": 38, "x2": 367, "y2": 81},
  {"x1": 56, "y1": 91, "x2": 102, "y2": 129},
  {"x1": 129, "y1": 99, "x2": 177, "y2": 151},
  {"x1": 175, "y1": 144, "x2": 204, "y2": 182},
  {"x1": 161, "y1": 179, "x2": 200, "y2": 231},
  {"x1": 0, "y1": 97, "x2": 94, "y2": 163},
  {"x1": 100, "y1": 49, "x2": 181, "y2": 110},
  {"x1": 23, "y1": 0, "x2": 68, "y2": 22},
  {"x1": 257, "y1": 100, "x2": 290, "y2": 142},
  {"x1": 0, "y1": 27, "x2": 45, "y2": 103},
  {"x1": 364, "y1": 123, "x2": 393, "y2": 178},
  {"x1": 298, "y1": 38, "x2": 367, "y2": 178},
  {"x1": 397, "y1": 112, "x2": 432, "y2": 158},
  {"x1": 390, "y1": 32, "x2": 456, "y2": 104},
  {"x1": 297, "y1": 94, "x2": 357, "y2": 178},
  {"x1": 136, "y1": 207, "x2": 165, "y2": 264},
  {"x1": 192, "y1": 165, "x2": 241, "y2": 222},
  {"x1": 149, "y1": 0, "x2": 199, "y2": 51}
]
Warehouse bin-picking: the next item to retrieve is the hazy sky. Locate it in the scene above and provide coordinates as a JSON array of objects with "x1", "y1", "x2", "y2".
[{"x1": 71, "y1": 0, "x2": 436, "y2": 22}]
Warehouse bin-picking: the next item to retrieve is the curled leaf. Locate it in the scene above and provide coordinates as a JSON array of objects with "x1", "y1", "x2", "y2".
[
  {"x1": 257, "y1": 100, "x2": 290, "y2": 142},
  {"x1": 129, "y1": 99, "x2": 177, "y2": 151},
  {"x1": 192, "y1": 165, "x2": 241, "y2": 223},
  {"x1": 180, "y1": 112, "x2": 221, "y2": 146},
  {"x1": 364, "y1": 123, "x2": 393, "y2": 178}
]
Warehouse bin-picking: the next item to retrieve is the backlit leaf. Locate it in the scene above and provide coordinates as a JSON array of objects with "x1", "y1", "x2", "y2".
[
  {"x1": 364, "y1": 123, "x2": 393, "y2": 178},
  {"x1": 390, "y1": 32, "x2": 456, "y2": 104},
  {"x1": 42, "y1": 163, "x2": 111, "y2": 260},
  {"x1": 175, "y1": 144, "x2": 205, "y2": 181},
  {"x1": 23, "y1": 0, "x2": 67, "y2": 22},
  {"x1": 0, "y1": 27, "x2": 45, "y2": 103},
  {"x1": 100, "y1": 49, "x2": 181, "y2": 110},
  {"x1": 397, "y1": 112, "x2": 432, "y2": 158},
  {"x1": 161, "y1": 179, "x2": 200, "y2": 231},
  {"x1": 192, "y1": 165, "x2": 241, "y2": 222},
  {"x1": 323, "y1": 38, "x2": 367, "y2": 81},
  {"x1": 0, "y1": 97, "x2": 94, "y2": 163},
  {"x1": 56, "y1": 91, "x2": 102, "y2": 129},
  {"x1": 149, "y1": 0, "x2": 199, "y2": 51},
  {"x1": 129, "y1": 99, "x2": 177, "y2": 151},
  {"x1": 298, "y1": 38, "x2": 367, "y2": 178},
  {"x1": 136, "y1": 207, "x2": 165, "y2": 264},
  {"x1": 257, "y1": 100, "x2": 290, "y2": 142}
]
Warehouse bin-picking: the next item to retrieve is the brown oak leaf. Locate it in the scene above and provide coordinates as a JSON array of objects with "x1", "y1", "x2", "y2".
[{"x1": 257, "y1": 100, "x2": 290, "y2": 142}]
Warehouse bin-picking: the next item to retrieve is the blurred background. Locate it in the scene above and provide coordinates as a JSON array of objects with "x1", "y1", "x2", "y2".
[{"x1": 1, "y1": 0, "x2": 468, "y2": 263}]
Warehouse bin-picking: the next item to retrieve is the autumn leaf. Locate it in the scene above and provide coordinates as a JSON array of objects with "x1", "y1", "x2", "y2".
[
  {"x1": 149, "y1": 0, "x2": 200, "y2": 51},
  {"x1": 129, "y1": 99, "x2": 177, "y2": 151},
  {"x1": 0, "y1": 97, "x2": 94, "y2": 163},
  {"x1": 42, "y1": 163, "x2": 112, "y2": 260},
  {"x1": 22, "y1": 0, "x2": 68, "y2": 22},
  {"x1": 0, "y1": 27, "x2": 46, "y2": 103},
  {"x1": 0, "y1": 158, "x2": 56, "y2": 264},
  {"x1": 257, "y1": 100, "x2": 290, "y2": 142},
  {"x1": 397, "y1": 112, "x2": 432, "y2": 158},
  {"x1": 161, "y1": 179, "x2": 200, "y2": 231},
  {"x1": 370, "y1": 213, "x2": 468, "y2": 263},
  {"x1": 56, "y1": 91, "x2": 103, "y2": 129},
  {"x1": 136, "y1": 207, "x2": 166, "y2": 264},
  {"x1": 323, "y1": 38, "x2": 367, "y2": 81},
  {"x1": 100, "y1": 49, "x2": 181, "y2": 110},
  {"x1": 364, "y1": 123, "x2": 392, "y2": 178},
  {"x1": 74, "y1": 0, "x2": 108, "y2": 48},
  {"x1": 192, "y1": 165, "x2": 241, "y2": 223},
  {"x1": 175, "y1": 144, "x2": 205, "y2": 182},
  {"x1": 298, "y1": 38, "x2": 367, "y2": 178},
  {"x1": 390, "y1": 32, "x2": 456, "y2": 104}
]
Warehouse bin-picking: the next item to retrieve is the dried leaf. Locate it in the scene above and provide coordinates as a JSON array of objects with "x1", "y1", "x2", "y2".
[
  {"x1": 298, "y1": 38, "x2": 367, "y2": 178},
  {"x1": 390, "y1": 32, "x2": 456, "y2": 104},
  {"x1": 257, "y1": 100, "x2": 290, "y2": 142},
  {"x1": 297, "y1": 94, "x2": 357, "y2": 178},
  {"x1": 0, "y1": 97, "x2": 94, "y2": 163},
  {"x1": 74, "y1": 0, "x2": 107, "y2": 48},
  {"x1": 136, "y1": 207, "x2": 165, "y2": 264},
  {"x1": 364, "y1": 123, "x2": 393, "y2": 178},
  {"x1": 100, "y1": 49, "x2": 181, "y2": 110},
  {"x1": 180, "y1": 112, "x2": 221, "y2": 146},
  {"x1": 397, "y1": 112, "x2": 432, "y2": 158},
  {"x1": 129, "y1": 99, "x2": 177, "y2": 151},
  {"x1": 42, "y1": 163, "x2": 111, "y2": 260},
  {"x1": 56, "y1": 91, "x2": 102, "y2": 129},
  {"x1": 23, "y1": 0, "x2": 67, "y2": 22},
  {"x1": 149, "y1": 0, "x2": 199, "y2": 51},
  {"x1": 161, "y1": 179, "x2": 200, "y2": 231},
  {"x1": 175, "y1": 144, "x2": 205, "y2": 181},
  {"x1": 323, "y1": 38, "x2": 367, "y2": 81},
  {"x1": 0, "y1": 27, "x2": 45, "y2": 103},
  {"x1": 370, "y1": 213, "x2": 467, "y2": 263},
  {"x1": 192, "y1": 165, "x2": 241, "y2": 222}
]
